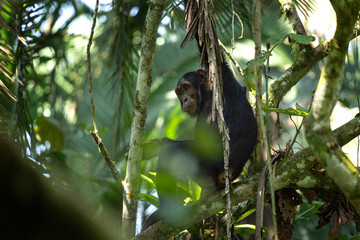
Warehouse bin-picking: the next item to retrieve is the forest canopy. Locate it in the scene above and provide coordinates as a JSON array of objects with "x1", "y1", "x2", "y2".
[{"x1": 0, "y1": 0, "x2": 360, "y2": 239}]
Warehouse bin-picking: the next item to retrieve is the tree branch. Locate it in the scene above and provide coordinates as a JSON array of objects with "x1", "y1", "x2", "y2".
[
  {"x1": 133, "y1": 115, "x2": 360, "y2": 239},
  {"x1": 281, "y1": 1, "x2": 307, "y2": 35},
  {"x1": 218, "y1": 40, "x2": 245, "y2": 80},
  {"x1": 91, "y1": 132, "x2": 126, "y2": 197},
  {"x1": 268, "y1": 39, "x2": 330, "y2": 107},
  {"x1": 268, "y1": 1, "x2": 330, "y2": 107},
  {"x1": 122, "y1": 0, "x2": 165, "y2": 238},
  {"x1": 87, "y1": 0, "x2": 126, "y2": 206},
  {"x1": 304, "y1": 0, "x2": 360, "y2": 213},
  {"x1": 3, "y1": 115, "x2": 358, "y2": 240}
]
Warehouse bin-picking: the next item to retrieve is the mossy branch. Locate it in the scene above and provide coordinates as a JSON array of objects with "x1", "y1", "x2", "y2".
[
  {"x1": 134, "y1": 115, "x2": 360, "y2": 239},
  {"x1": 3, "y1": 115, "x2": 358, "y2": 240},
  {"x1": 304, "y1": 0, "x2": 360, "y2": 213},
  {"x1": 122, "y1": 0, "x2": 165, "y2": 238},
  {"x1": 269, "y1": 1, "x2": 330, "y2": 107}
]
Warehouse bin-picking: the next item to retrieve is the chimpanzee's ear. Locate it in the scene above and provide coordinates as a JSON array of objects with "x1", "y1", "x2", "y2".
[{"x1": 196, "y1": 69, "x2": 206, "y2": 84}]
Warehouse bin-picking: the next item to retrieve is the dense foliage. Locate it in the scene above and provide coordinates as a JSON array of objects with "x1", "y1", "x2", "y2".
[{"x1": 1, "y1": 0, "x2": 359, "y2": 239}]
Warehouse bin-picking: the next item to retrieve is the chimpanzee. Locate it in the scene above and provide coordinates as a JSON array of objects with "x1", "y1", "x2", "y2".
[
  {"x1": 141, "y1": 4, "x2": 257, "y2": 229},
  {"x1": 141, "y1": 43, "x2": 257, "y2": 229}
]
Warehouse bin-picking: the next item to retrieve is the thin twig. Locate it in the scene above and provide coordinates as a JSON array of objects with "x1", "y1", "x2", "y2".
[
  {"x1": 218, "y1": 40, "x2": 245, "y2": 80},
  {"x1": 86, "y1": 0, "x2": 126, "y2": 203},
  {"x1": 354, "y1": 28, "x2": 359, "y2": 167},
  {"x1": 284, "y1": 93, "x2": 314, "y2": 160},
  {"x1": 91, "y1": 132, "x2": 127, "y2": 197},
  {"x1": 253, "y1": 0, "x2": 278, "y2": 239},
  {"x1": 264, "y1": 36, "x2": 279, "y2": 240},
  {"x1": 230, "y1": 0, "x2": 244, "y2": 49},
  {"x1": 87, "y1": 0, "x2": 99, "y2": 133}
]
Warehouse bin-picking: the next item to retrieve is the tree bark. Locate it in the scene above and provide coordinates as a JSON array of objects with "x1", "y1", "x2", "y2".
[
  {"x1": 122, "y1": 0, "x2": 164, "y2": 238},
  {"x1": 134, "y1": 115, "x2": 360, "y2": 239},
  {"x1": 3, "y1": 115, "x2": 358, "y2": 240},
  {"x1": 304, "y1": 0, "x2": 360, "y2": 213}
]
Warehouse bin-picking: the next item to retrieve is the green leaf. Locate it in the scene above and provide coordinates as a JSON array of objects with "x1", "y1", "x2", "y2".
[
  {"x1": 243, "y1": 52, "x2": 272, "y2": 91},
  {"x1": 288, "y1": 33, "x2": 315, "y2": 44},
  {"x1": 295, "y1": 103, "x2": 307, "y2": 112},
  {"x1": 267, "y1": 33, "x2": 315, "y2": 49},
  {"x1": 35, "y1": 116, "x2": 64, "y2": 151},
  {"x1": 177, "y1": 182, "x2": 189, "y2": 193},
  {"x1": 267, "y1": 33, "x2": 288, "y2": 48},
  {"x1": 262, "y1": 106, "x2": 308, "y2": 116},
  {"x1": 338, "y1": 97, "x2": 351, "y2": 108},
  {"x1": 234, "y1": 224, "x2": 268, "y2": 238},
  {"x1": 138, "y1": 193, "x2": 159, "y2": 208},
  {"x1": 235, "y1": 208, "x2": 256, "y2": 222},
  {"x1": 188, "y1": 177, "x2": 202, "y2": 201},
  {"x1": 141, "y1": 174, "x2": 156, "y2": 188}
]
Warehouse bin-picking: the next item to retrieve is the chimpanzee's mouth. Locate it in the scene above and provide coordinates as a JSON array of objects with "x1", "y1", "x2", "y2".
[{"x1": 183, "y1": 105, "x2": 192, "y2": 113}]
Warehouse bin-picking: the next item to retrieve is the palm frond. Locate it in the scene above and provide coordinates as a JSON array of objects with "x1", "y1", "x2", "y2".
[
  {"x1": 0, "y1": 0, "x2": 40, "y2": 152},
  {"x1": 165, "y1": 0, "x2": 252, "y2": 44},
  {"x1": 293, "y1": 0, "x2": 317, "y2": 17},
  {"x1": 0, "y1": 0, "x2": 92, "y2": 152},
  {"x1": 0, "y1": 0, "x2": 18, "y2": 101},
  {"x1": 94, "y1": 1, "x2": 145, "y2": 156}
]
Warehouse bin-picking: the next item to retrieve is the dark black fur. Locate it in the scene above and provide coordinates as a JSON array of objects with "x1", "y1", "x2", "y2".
[
  {"x1": 142, "y1": 4, "x2": 257, "y2": 230},
  {"x1": 142, "y1": 60, "x2": 257, "y2": 230}
]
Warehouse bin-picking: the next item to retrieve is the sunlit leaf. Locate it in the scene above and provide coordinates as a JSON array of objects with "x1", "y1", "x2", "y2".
[
  {"x1": 149, "y1": 172, "x2": 157, "y2": 176},
  {"x1": 177, "y1": 182, "x2": 189, "y2": 193},
  {"x1": 141, "y1": 174, "x2": 156, "y2": 188},
  {"x1": 188, "y1": 177, "x2": 201, "y2": 201},
  {"x1": 234, "y1": 224, "x2": 268, "y2": 237},
  {"x1": 235, "y1": 208, "x2": 256, "y2": 222}
]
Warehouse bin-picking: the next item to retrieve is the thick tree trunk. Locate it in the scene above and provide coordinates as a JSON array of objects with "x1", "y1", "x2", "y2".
[
  {"x1": 122, "y1": 0, "x2": 164, "y2": 238},
  {"x1": 304, "y1": 0, "x2": 360, "y2": 213}
]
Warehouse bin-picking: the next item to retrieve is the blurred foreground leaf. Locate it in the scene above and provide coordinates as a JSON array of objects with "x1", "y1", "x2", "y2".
[{"x1": 35, "y1": 116, "x2": 64, "y2": 151}]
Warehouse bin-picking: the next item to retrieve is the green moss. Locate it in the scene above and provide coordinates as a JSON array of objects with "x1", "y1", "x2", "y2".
[
  {"x1": 296, "y1": 175, "x2": 317, "y2": 188},
  {"x1": 296, "y1": 161, "x2": 305, "y2": 169},
  {"x1": 308, "y1": 156, "x2": 316, "y2": 162}
]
